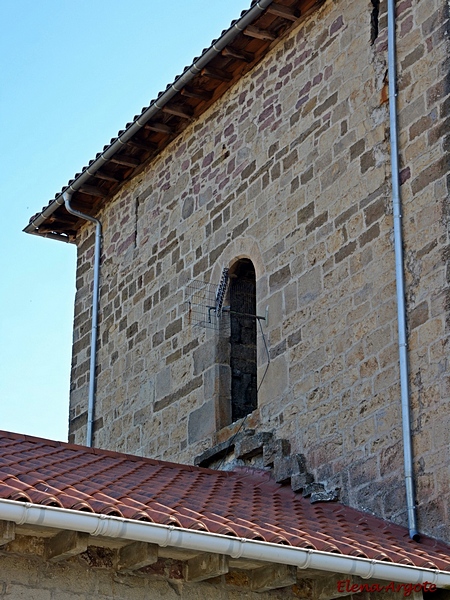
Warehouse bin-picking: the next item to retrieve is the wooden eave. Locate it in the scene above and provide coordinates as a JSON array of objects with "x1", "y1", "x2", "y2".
[{"x1": 25, "y1": 0, "x2": 324, "y2": 242}]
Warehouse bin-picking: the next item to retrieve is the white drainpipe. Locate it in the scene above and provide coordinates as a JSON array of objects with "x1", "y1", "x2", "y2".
[
  {"x1": 64, "y1": 192, "x2": 102, "y2": 448},
  {"x1": 0, "y1": 499, "x2": 448, "y2": 586},
  {"x1": 387, "y1": 0, "x2": 419, "y2": 540}
]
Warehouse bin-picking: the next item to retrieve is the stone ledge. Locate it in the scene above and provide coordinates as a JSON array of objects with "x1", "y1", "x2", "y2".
[{"x1": 194, "y1": 430, "x2": 339, "y2": 502}]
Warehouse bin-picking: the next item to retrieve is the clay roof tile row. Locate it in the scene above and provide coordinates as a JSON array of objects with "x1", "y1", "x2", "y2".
[{"x1": 0, "y1": 431, "x2": 450, "y2": 572}]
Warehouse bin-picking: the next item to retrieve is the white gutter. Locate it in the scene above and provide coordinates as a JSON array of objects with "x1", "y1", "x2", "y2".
[
  {"x1": 0, "y1": 499, "x2": 449, "y2": 587},
  {"x1": 387, "y1": 0, "x2": 419, "y2": 539},
  {"x1": 24, "y1": 0, "x2": 275, "y2": 238}
]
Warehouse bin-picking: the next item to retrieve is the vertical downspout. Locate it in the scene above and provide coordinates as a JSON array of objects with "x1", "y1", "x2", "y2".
[
  {"x1": 387, "y1": 0, "x2": 419, "y2": 540},
  {"x1": 64, "y1": 192, "x2": 102, "y2": 448}
]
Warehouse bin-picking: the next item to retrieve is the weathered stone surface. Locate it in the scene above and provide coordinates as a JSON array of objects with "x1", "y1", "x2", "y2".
[
  {"x1": 291, "y1": 471, "x2": 314, "y2": 493},
  {"x1": 274, "y1": 455, "x2": 292, "y2": 484},
  {"x1": 45, "y1": 531, "x2": 89, "y2": 563},
  {"x1": 310, "y1": 489, "x2": 339, "y2": 503},
  {"x1": 194, "y1": 438, "x2": 236, "y2": 467},
  {"x1": 68, "y1": 0, "x2": 450, "y2": 543},
  {"x1": 0, "y1": 520, "x2": 15, "y2": 546},
  {"x1": 188, "y1": 400, "x2": 215, "y2": 443},
  {"x1": 235, "y1": 431, "x2": 273, "y2": 460},
  {"x1": 185, "y1": 553, "x2": 229, "y2": 582},
  {"x1": 250, "y1": 564, "x2": 297, "y2": 592},
  {"x1": 117, "y1": 542, "x2": 158, "y2": 573}
]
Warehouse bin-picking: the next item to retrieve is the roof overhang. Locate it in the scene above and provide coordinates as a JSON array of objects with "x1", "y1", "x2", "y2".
[
  {"x1": 24, "y1": 0, "x2": 324, "y2": 242},
  {"x1": 1, "y1": 498, "x2": 449, "y2": 589}
]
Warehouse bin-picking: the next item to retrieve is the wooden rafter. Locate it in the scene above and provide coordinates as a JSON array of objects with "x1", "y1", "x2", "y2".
[
  {"x1": 221, "y1": 47, "x2": 255, "y2": 62},
  {"x1": 125, "y1": 138, "x2": 157, "y2": 152},
  {"x1": 267, "y1": 3, "x2": 300, "y2": 21},
  {"x1": 201, "y1": 66, "x2": 233, "y2": 82},
  {"x1": 92, "y1": 171, "x2": 121, "y2": 183},
  {"x1": 78, "y1": 184, "x2": 108, "y2": 198},
  {"x1": 109, "y1": 155, "x2": 140, "y2": 168},
  {"x1": 30, "y1": 0, "x2": 320, "y2": 238},
  {"x1": 243, "y1": 25, "x2": 277, "y2": 41},
  {"x1": 161, "y1": 104, "x2": 193, "y2": 119},
  {"x1": 144, "y1": 122, "x2": 173, "y2": 134},
  {"x1": 181, "y1": 87, "x2": 213, "y2": 101}
]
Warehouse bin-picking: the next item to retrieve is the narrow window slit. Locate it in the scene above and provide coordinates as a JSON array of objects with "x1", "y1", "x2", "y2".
[
  {"x1": 229, "y1": 259, "x2": 257, "y2": 421},
  {"x1": 134, "y1": 196, "x2": 140, "y2": 248},
  {"x1": 370, "y1": 0, "x2": 380, "y2": 45}
]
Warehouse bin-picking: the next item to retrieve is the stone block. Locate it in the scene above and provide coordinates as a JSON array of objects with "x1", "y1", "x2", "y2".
[
  {"x1": 188, "y1": 400, "x2": 215, "y2": 444},
  {"x1": 185, "y1": 553, "x2": 229, "y2": 582},
  {"x1": 194, "y1": 438, "x2": 235, "y2": 467},
  {"x1": 0, "y1": 520, "x2": 15, "y2": 546},
  {"x1": 409, "y1": 301, "x2": 429, "y2": 329},
  {"x1": 302, "y1": 483, "x2": 325, "y2": 498},
  {"x1": 274, "y1": 455, "x2": 292, "y2": 484},
  {"x1": 235, "y1": 431, "x2": 273, "y2": 460},
  {"x1": 291, "y1": 472, "x2": 314, "y2": 493},
  {"x1": 45, "y1": 531, "x2": 89, "y2": 562},
  {"x1": 193, "y1": 341, "x2": 216, "y2": 376},
  {"x1": 250, "y1": 564, "x2": 297, "y2": 592}
]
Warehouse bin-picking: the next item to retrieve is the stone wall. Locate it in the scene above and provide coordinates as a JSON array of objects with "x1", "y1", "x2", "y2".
[
  {"x1": 0, "y1": 552, "x2": 305, "y2": 599},
  {"x1": 69, "y1": 0, "x2": 450, "y2": 541},
  {"x1": 2, "y1": 551, "x2": 436, "y2": 599}
]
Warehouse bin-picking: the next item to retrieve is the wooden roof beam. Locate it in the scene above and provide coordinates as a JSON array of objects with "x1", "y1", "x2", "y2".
[
  {"x1": 144, "y1": 122, "x2": 173, "y2": 134},
  {"x1": 221, "y1": 47, "x2": 255, "y2": 62},
  {"x1": 125, "y1": 138, "x2": 158, "y2": 152},
  {"x1": 266, "y1": 3, "x2": 300, "y2": 21},
  {"x1": 91, "y1": 171, "x2": 121, "y2": 183},
  {"x1": 161, "y1": 104, "x2": 193, "y2": 119},
  {"x1": 243, "y1": 25, "x2": 277, "y2": 41},
  {"x1": 78, "y1": 184, "x2": 108, "y2": 198},
  {"x1": 34, "y1": 226, "x2": 76, "y2": 238},
  {"x1": 46, "y1": 210, "x2": 81, "y2": 225},
  {"x1": 181, "y1": 87, "x2": 213, "y2": 101},
  {"x1": 201, "y1": 66, "x2": 233, "y2": 82},
  {"x1": 109, "y1": 154, "x2": 141, "y2": 168}
]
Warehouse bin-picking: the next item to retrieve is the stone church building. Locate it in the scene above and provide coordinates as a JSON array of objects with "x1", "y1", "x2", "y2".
[{"x1": 1, "y1": 0, "x2": 450, "y2": 597}]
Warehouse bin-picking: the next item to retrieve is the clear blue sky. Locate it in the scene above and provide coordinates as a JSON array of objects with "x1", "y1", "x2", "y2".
[{"x1": 0, "y1": 1, "x2": 251, "y2": 442}]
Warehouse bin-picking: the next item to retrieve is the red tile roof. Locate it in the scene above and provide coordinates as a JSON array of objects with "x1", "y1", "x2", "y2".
[{"x1": 0, "y1": 430, "x2": 449, "y2": 571}]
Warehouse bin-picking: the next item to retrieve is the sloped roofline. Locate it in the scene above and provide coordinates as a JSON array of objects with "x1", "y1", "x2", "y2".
[
  {"x1": 23, "y1": 0, "x2": 283, "y2": 241},
  {"x1": 24, "y1": 0, "x2": 325, "y2": 240}
]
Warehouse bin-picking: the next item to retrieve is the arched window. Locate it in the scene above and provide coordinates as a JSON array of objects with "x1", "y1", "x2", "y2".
[{"x1": 229, "y1": 259, "x2": 257, "y2": 421}]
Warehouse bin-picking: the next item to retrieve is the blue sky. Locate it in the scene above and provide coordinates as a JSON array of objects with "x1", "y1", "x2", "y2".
[{"x1": 0, "y1": 1, "x2": 251, "y2": 441}]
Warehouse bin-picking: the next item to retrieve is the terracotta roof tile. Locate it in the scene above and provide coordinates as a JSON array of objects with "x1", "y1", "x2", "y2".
[{"x1": 0, "y1": 430, "x2": 449, "y2": 571}]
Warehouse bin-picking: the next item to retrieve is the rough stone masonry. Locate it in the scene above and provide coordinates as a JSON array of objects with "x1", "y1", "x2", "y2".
[{"x1": 69, "y1": 0, "x2": 450, "y2": 543}]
